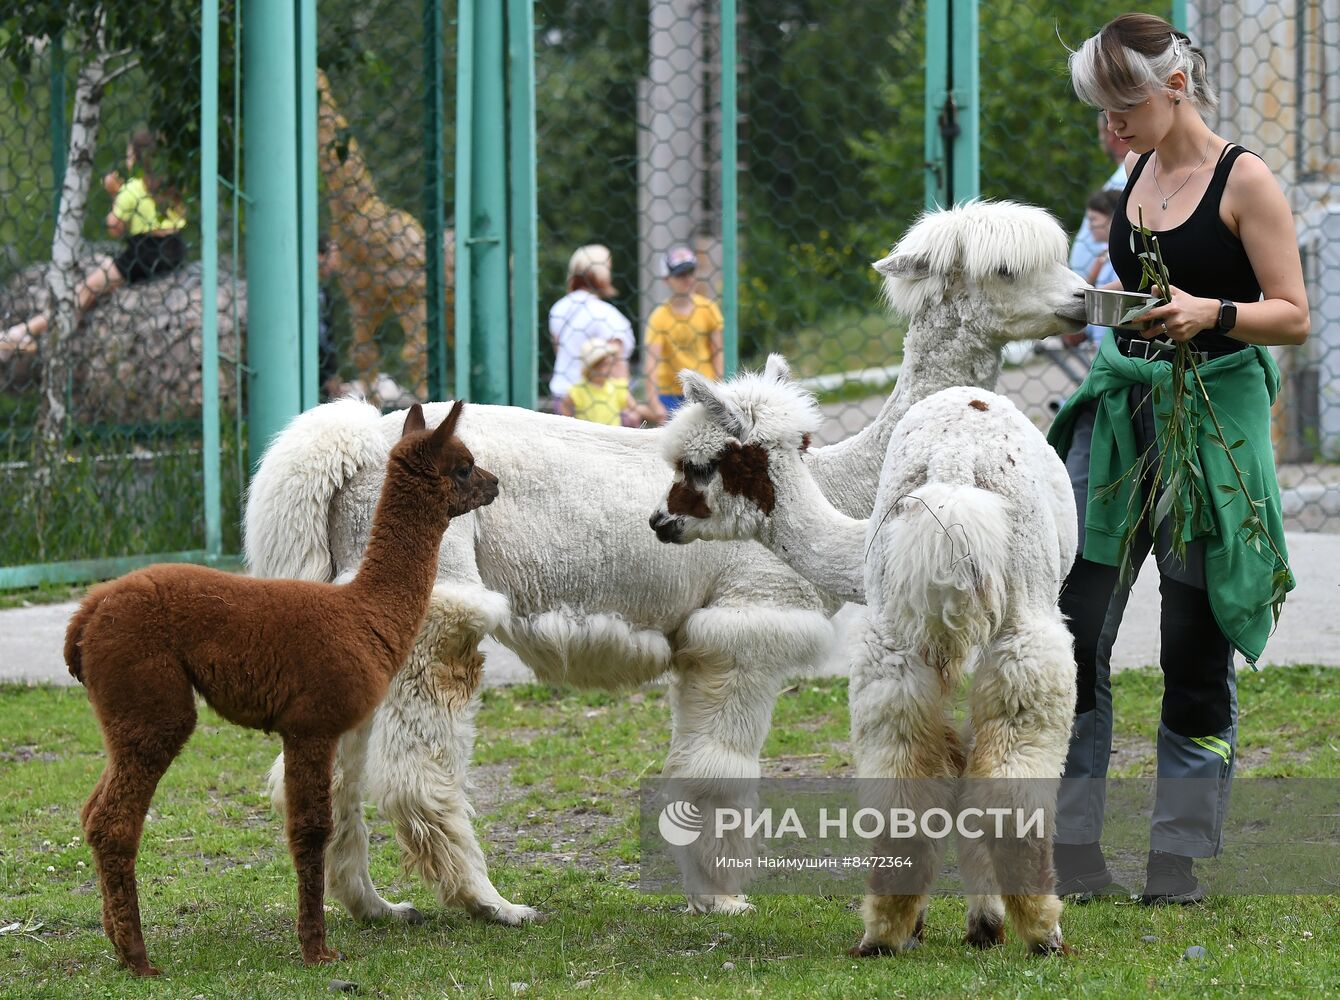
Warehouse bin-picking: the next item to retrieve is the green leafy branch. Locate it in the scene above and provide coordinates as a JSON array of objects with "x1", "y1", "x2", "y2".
[{"x1": 1095, "y1": 207, "x2": 1291, "y2": 635}]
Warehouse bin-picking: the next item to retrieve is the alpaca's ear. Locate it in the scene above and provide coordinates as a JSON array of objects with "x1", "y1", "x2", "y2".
[
  {"x1": 433, "y1": 400, "x2": 465, "y2": 445},
  {"x1": 872, "y1": 250, "x2": 931, "y2": 280},
  {"x1": 763, "y1": 354, "x2": 792, "y2": 383},
  {"x1": 402, "y1": 403, "x2": 426, "y2": 436},
  {"x1": 681, "y1": 370, "x2": 749, "y2": 440}
]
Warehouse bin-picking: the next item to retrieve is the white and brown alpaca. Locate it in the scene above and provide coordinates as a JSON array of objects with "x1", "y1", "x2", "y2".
[
  {"x1": 317, "y1": 69, "x2": 455, "y2": 403},
  {"x1": 64, "y1": 402, "x2": 494, "y2": 976},
  {"x1": 243, "y1": 201, "x2": 1088, "y2": 927},
  {"x1": 650, "y1": 358, "x2": 1077, "y2": 956}
]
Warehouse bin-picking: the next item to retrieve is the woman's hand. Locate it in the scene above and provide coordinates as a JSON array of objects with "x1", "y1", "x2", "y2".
[{"x1": 1140, "y1": 283, "x2": 1219, "y2": 342}]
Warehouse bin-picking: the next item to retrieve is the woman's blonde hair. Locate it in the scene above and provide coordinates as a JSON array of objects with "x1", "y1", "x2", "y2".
[{"x1": 1069, "y1": 13, "x2": 1217, "y2": 115}]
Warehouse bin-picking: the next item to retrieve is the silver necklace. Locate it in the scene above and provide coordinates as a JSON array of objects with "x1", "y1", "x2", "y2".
[{"x1": 1152, "y1": 136, "x2": 1214, "y2": 211}]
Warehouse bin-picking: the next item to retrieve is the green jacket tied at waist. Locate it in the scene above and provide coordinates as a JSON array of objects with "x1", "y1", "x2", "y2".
[{"x1": 1048, "y1": 333, "x2": 1293, "y2": 665}]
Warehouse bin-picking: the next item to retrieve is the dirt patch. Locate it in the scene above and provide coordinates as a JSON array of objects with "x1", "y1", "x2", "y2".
[
  {"x1": 468, "y1": 761, "x2": 634, "y2": 875},
  {"x1": 0, "y1": 745, "x2": 59, "y2": 765}
]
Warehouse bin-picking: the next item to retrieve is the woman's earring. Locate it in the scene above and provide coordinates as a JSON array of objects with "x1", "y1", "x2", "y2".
[{"x1": 1174, "y1": 97, "x2": 1182, "y2": 105}]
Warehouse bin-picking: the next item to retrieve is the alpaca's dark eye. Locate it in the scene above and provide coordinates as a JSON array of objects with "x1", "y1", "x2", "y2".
[
  {"x1": 997, "y1": 266, "x2": 1015, "y2": 280},
  {"x1": 454, "y1": 463, "x2": 473, "y2": 480},
  {"x1": 683, "y1": 460, "x2": 718, "y2": 481}
]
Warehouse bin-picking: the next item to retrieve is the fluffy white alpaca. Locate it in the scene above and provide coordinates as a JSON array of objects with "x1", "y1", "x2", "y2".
[
  {"x1": 650, "y1": 358, "x2": 1077, "y2": 956},
  {"x1": 244, "y1": 199, "x2": 1087, "y2": 925}
]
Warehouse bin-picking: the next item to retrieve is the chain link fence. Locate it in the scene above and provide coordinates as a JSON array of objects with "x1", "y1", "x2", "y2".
[
  {"x1": 316, "y1": 1, "x2": 456, "y2": 409},
  {"x1": 0, "y1": 14, "x2": 244, "y2": 576},
  {"x1": 3, "y1": 1, "x2": 1337, "y2": 586}
]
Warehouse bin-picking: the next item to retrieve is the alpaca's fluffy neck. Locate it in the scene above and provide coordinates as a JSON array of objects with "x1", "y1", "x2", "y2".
[
  {"x1": 806, "y1": 301, "x2": 1002, "y2": 519},
  {"x1": 758, "y1": 450, "x2": 867, "y2": 604},
  {"x1": 345, "y1": 462, "x2": 449, "y2": 672}
]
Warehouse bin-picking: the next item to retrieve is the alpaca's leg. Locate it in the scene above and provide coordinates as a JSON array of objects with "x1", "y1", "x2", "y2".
[
  {"x1": 268, "y1": 721, "x2": 423, "y2": 923},
  {"x1": 81, "y1": 663, "x2": 197, "y2": 977},
  {"x1": 371, "y1": 588, "x2": 537, "y2": 924},
  {"x1": 847, "y1": 637, "x2": 959, "y2": 956},
  {"x1": 663, "y1": 604, "x2": 832, "y2": 915},
  {"x1": 281, "y1": 735, "x2": 341, "y2": 965},
  {"x1": 967, "y1": 611, "x2": 1077, "y2": 955},
  {"x1": 960, "y1": 838, "x2": 1007, "y2": 949}
]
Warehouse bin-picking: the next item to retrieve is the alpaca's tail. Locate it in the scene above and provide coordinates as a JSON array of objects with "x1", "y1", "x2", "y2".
[
  {"x1": 64, "y1": 600, "x2": 96, "y2": 684},
  {"x1": 880, "y1": 481, "x2": 1012, "y2": 673},
  {"x1": 244, "y1": 399, "x2": 386, "y2": 581}
]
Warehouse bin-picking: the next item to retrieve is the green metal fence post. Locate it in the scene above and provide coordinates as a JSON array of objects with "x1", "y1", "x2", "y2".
[
  {"x1": 924, "y1": 3, "x2": 948, "y2": 208},
  {"x1": 463, "y1": 0, "x2": 509, "y2": 404},
  {"x1": 506, "y1": 0, "x2": 537, "y2": 409},
  {"x1": 924, "y1": 0, "x2": 979, "y2": 207},
  {"x1": 298, "y1": 0, "x2": 319, "y2": 412},
  {"x1": 721, "y1": 0, "x2": 738, "y2": 377},
  {"x1": 201, "y1": 0, "x2": 221, "y2": 559},
  {"x1": 425, "y1": 0, "x2": 450, "y2": 401},
  {"x1": 243, "y1": 0, "x2": 302, "y2": 465},
  {"x1": 1171, "y1": 1, "x2": 1188, "y2": 31},
  {"x1": 950, "y1": 0, "x2": 979, "y2": 204},
  {"x1": 453, "y1": 0, "x2": 475, "y2": 401}
]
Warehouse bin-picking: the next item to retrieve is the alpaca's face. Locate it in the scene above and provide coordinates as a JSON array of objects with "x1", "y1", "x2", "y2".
[
  {"x1": 396, "y1": 402, "x2": 499, "y2": 519},
  {"x1": 650, "y1": 412, "x2": 780, "y2": 545},
  {"x1": 874, "y1": 201, "x2": 1090, "y2": 341}
]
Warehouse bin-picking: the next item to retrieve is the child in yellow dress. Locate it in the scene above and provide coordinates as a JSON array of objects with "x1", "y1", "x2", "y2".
[{"x1": 560, "y1": 338, "x2": 657, "y2": 427}]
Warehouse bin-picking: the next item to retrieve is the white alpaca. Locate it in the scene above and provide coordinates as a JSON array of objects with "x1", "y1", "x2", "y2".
[
  {"x1": 651, "y1": 359, "x2": 1077, "y2": 955},
  {"x1": 244, "y1": 200, "x2": 1087, "y2": 926}
]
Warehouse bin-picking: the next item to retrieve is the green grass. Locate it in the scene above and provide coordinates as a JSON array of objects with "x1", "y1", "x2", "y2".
[{"x1": 1, "y1": 667, "x2": 1336, "y2": 998}]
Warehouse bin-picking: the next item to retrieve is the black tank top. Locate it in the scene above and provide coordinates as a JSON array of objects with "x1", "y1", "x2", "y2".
[{"x1": 1109, "y1": 144, "x2": 1261, "y2": 352}]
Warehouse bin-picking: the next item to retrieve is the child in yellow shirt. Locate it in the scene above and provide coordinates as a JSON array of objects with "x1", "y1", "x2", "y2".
[{"x1": 560, "y1": 339, "x2": 657, "y2": 427}]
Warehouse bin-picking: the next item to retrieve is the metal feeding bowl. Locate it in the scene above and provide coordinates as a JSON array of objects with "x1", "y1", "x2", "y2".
[{"x1": 1084, "y1": 287, "x2": 1157, "y2": 330}]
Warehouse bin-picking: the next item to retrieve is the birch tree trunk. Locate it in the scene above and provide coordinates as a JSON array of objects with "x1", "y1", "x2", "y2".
[{"x1": 30, "y1": 38, "x2": 110, "y2": 554}]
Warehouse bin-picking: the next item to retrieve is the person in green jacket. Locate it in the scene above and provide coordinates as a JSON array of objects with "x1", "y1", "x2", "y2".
[{"x1": 1053, "y1": 12, "x2": 1310, "y2": 905}]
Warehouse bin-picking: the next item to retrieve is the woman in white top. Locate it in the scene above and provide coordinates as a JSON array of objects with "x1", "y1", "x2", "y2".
[{"x1": 547, "y1": 244, "x2": 634, "y2": 400}]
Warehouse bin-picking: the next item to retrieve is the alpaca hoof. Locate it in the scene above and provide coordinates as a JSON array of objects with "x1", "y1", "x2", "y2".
[
  {"x1": 129, "y1": 962, "x2": 162, "y2": 977},
  {"x1": 686, "y1": 894, "x2": 755, "y2": 916},
  {"x1": 964, "y1": 914, "x2": 1006, "y2": 950},
  {"x1": 849, "y1": 938, "x2": 912, "y2": 958},
  {"x1": 303, "y1": 946, "x2": 342, "y2": 965},
  {"x1": 476, "y1": 901, "x2": 542, "y2": 926},
  {"x1": 388, "y1": 901, "x2": 426, "y2": 925},
  {"x1": 1028, "y1": 930, "x2": 1070, "y2": 957}
]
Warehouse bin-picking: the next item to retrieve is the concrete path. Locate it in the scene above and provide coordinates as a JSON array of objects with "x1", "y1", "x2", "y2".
[{"x1": 4, "y1": 532, "x2": 1337, "y2": 687}]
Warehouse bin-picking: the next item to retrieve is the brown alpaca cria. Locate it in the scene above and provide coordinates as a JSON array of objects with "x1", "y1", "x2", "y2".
[{"x1": 64, "y1": 401, "x2": 494, "y2": 977}]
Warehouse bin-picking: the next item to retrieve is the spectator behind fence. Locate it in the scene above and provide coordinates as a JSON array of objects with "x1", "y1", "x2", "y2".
[
  {"x1": 2, "y1": 128, "x2": 187, "y2": 358},
  {"x1": 548, "y1": 245, "x2": 634, "y2": 407},
  {"x1": 1051, "y1": 11, "x2": 1309, "y2": 907},
  {"x1": 643, "y1": 245, "x2": 724, "y2": 422},
  {"x1": 1065, "y1": 188, "x2": 1123, "y2": 348},
  {"x1": 559, "y1": 337, "x2": 658, "y2": 427},
  {"x1": 1069, "y1": 110, "x2": 1129, "y2": 284}
]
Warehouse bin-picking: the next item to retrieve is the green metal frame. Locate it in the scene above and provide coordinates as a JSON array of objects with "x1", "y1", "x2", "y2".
[
  {"x1": 201, "y1": 0, "x2": 221, "y2": 558},
  {"x1": 424, "y1": 0, "x2": 450, "y2": 400},
  {"x1": 242, "y1": 0, "x2": 303, "y2": 464},
  {"x1": 506, "y1": 0, "x2": 538, "y2": 409},
  {"x1": 720, "y1": 0, "x2": 738, "y2": 377},
  {"x1": 924, "y1": 0, "x2": 979, "y2": 208},
  {"x1": 453, "y1": 0, "x2": 537, "y2": 406}
]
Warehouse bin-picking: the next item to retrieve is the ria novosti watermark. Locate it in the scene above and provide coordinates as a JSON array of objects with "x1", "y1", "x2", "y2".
[{"x1": 639, "y1": 778, "x2": 1340, "y2": 896}]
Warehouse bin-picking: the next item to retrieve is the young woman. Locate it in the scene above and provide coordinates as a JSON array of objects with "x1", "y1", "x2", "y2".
[
  {"x1": 2, "y1": 129, "x2": 187, "y2": 356},
  {"x1": 1051, "y1": 12, "x2": 1309, "y2": 904}
]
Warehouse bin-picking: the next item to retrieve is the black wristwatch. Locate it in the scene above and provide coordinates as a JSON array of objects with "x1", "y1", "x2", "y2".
[{"x1": 1218, "y1": 299, "x2": 1238, "y2": 333}]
